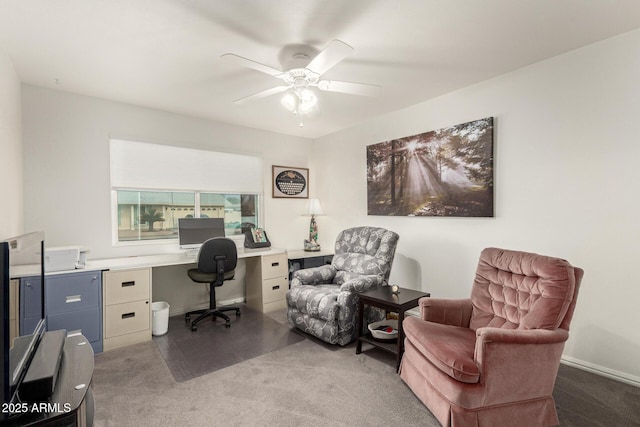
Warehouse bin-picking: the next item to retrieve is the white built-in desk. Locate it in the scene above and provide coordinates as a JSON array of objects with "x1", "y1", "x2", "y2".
[
  {"x1": 91, "y1": 247, "x2": 288, "y2": 351},
  {"x1": 84, "y1": 246, "x2": 286, "y2": 271},
  {"x1": 286, "y1": 248, "x2": 334, "y2": 261},
  {"x1": 12, "y1": 247, "x2": 288, "y2": 352}
]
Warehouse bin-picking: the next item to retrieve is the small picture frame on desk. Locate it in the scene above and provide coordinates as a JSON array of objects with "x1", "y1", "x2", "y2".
[
  {"x1": 244, "y1": 227, "x2": 271, "y2": 248},
  {"x1": 272, "y1": 165, "x2": 309, "y2": 198}
]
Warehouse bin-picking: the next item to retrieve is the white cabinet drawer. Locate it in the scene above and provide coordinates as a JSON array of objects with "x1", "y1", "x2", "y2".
[
  {"x1": 105, "y1": 300, "x2": 150, "y2": 338},
  {"x1": 104, "y1": 268, "x2": 150, "y2": 305},
  {"x1": 261, "y1": 254, "x2": 288, "y2": 280},
  {"x1": 262, "y1": 276, "x2": 288, "y2": 304},
  {"x1": 263, "y1": 299, "x2": 287, "y2": 313}
]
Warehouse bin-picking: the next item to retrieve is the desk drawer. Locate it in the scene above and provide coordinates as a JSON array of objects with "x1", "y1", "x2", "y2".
[
  {"x1": 261, "y1": 254, "x2": 288, "y2": 280},
  {"x1": 262, "y1": 276, "x2": 288, "y2": 304},
  {"x1": 48, "y1": 308, "x2": 101, "y2": 343},
  {"x1": 46, "y1": 272, "x2": 100, "y2": 315},
  {"x1": 105, "y1": 300, "x2": 150, "y2": 338},
  {"x1": 263, "y1": 299, "x2": 287, "y2": 313},
  {"x1": 104, "y1": 269, "x2": 150, "y2": 305}
]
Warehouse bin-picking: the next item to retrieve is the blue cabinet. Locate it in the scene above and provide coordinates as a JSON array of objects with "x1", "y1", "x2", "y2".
[
  {"x1": 45, "y1": 271, "x2": 102, "y2": 353},
  {"x1": 19, "y1": 276, "x2": 43, "y2": 336}
]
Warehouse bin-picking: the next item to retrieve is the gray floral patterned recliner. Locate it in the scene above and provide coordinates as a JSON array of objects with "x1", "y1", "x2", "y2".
[{"x1": 286, "y1": 226, "x2": 399, "y2": 345}]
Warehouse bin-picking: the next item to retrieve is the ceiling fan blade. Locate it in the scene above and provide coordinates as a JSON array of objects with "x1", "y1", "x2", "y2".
[
  {"x1": 306, "y1": 39, "x2": 354, "y2": 75},
  {"x1": 221, "y1": 53, "x2": 282, "y2": 77},
  {"x1": 317, "y1": 80, "x2": 382, "y2": 97},
  {"x1": 233, "y1": 85, "x2": 290, "y2": 105}
]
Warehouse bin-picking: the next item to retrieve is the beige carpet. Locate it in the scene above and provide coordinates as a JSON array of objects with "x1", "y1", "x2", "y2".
[
  {"x1": 92, "y1": 308, "x2": 640, "y2": 426},
  {"x1": 92, "y1": 309, "x2": 435, "y2": 426}
]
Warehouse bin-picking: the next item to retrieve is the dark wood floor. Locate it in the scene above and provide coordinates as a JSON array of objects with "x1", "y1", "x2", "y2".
[
  {"x1": 152, "y1": 304, "x2": 304, "y2": 382},
  {"x1": 554, "y1": 363, "x2": 640, "y2": 426}
]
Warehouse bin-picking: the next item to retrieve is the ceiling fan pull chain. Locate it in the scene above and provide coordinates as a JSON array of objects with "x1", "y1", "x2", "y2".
[{"x1": 296, "y1": 100, "x2": 304, "y2": 127}]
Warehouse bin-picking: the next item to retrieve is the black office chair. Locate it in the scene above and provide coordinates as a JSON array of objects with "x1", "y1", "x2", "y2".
[{"x1": 184, "y1": 237, "x2": 241, "y2": 331}]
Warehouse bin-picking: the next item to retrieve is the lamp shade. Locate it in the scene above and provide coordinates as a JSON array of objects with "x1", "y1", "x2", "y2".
[{"x1": 302, "y1": 198, "x2": 325, "y2": 216}]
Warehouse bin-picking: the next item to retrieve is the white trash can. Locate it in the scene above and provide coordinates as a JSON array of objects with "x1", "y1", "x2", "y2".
[{"x1": 151, "y1": 301, "x2": 170, "y2": 336}]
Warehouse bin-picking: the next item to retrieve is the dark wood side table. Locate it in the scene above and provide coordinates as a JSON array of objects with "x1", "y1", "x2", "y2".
[
  {"x1": 4, "y1": 333, "x2": 94, "y2": 426},
  {"x1": 355, "y1": 285, "x2": 430, "y2": 372}
]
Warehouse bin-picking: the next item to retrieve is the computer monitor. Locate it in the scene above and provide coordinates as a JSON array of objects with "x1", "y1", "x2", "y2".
[{"x1": 178, "y1": 218, "x2": 225, "y2": 248}]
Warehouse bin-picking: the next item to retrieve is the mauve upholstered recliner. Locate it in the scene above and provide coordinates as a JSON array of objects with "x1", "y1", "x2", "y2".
[
  {"x1": 400, "y1": 247, "x2": 583, "y2": 427},
  {"x1": 286, "y1": 226, "x2": 399, "y2": 345}
]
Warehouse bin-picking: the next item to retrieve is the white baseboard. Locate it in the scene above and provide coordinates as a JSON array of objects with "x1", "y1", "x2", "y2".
[
  {"x1": 168, "y1": 297, "x2": 245, "y2": 317},
  {"x1": 561, "y1": 355, "x2": 640, "y2": 388}
]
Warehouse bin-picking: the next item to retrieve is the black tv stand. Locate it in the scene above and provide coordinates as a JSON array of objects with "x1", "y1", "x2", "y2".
[
  {"x1": 3, "y1": 333, "x2": 94, "y2": 427},
  {"x1": 18, "y1": 330, "x2": 65, "y2": 402}
]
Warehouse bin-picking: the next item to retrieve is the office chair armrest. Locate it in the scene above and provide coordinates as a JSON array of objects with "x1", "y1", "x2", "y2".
[
  {"x1": 339, "y1": 275, "x2": 383, "y2": 293},
  {"x1": 291, "y1": 264, "x2": 337, "y2": 287}
]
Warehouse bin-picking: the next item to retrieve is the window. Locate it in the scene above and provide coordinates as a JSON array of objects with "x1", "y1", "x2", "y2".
[
  {"x1": 110, "y1": 139, "x2": 263, "y2": 245},
  {"x1": 116, "y1": 190, "x2": 195, "y2": 242},
  {"x1": 115, "y1": 190, "x2": 259, "y2": 243},
  {"x1": 199, "y1": 193, "x2": 258, "y2": 236}
]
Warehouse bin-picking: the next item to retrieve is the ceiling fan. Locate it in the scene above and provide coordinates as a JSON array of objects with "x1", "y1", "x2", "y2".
[{"x1": 221, "y1": 39, "x2": 381, "y2": 117}]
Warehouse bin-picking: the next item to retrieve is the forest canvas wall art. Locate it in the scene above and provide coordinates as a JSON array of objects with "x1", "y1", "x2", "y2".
[{"x1": 367, "y1": 117, "x2": 494, "y2": 217}]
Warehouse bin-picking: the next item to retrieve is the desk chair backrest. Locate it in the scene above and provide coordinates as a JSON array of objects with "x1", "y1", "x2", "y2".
[{"x1": 197, "y1": 238, "x2": 238, "y2": 283}]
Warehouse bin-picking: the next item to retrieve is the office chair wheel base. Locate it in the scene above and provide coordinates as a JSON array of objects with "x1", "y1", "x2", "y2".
[
  {"x1": 236, "y1": 309, "x2": 241, "y2": 317},
  {"x1": 225, "y1": 323, "x2": 231, "y2": 328},
  {"x1": 185, "y1": 314, "x2": 191, "y2": 324},
  {"x1": 191, "y1": 324, "x2": 197, "y2": 331}
]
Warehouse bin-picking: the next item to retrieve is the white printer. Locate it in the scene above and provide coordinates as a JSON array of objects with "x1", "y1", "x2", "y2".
[{"x1": 44, "y1": 246, "x2": 89, "y2": 272}]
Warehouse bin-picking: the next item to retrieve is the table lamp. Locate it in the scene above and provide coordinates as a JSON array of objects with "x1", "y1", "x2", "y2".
[{"x1": 302, "y1": 198, "x2": 325, "y2": 251}]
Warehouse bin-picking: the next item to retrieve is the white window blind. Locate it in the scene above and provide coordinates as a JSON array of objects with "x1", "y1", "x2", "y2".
[{"x1": 110, "y1": 139, "x2": 263, "y2": 193}]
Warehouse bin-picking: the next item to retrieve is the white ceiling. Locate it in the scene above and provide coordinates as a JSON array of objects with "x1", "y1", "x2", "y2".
[{"x1": 2, "y1": 0, "x2": 640, "y2": 139}]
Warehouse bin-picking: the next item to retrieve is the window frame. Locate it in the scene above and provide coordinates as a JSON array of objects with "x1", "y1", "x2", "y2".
[{"x1": 111, "y1": 188, "x2": 262, "y2": 247}]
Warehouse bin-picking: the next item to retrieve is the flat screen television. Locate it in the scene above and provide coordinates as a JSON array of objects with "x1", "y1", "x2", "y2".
[
  {"x1": 178, "y1": 218, "x2": 225, "y2": 248},
  {"x1": 1, "y1": 232, "x2": 46, "y2": 420}
]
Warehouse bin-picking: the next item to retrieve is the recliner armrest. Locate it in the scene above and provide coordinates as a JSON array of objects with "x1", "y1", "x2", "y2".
[
  {"x1": 475, "y1": 327, "x2": 569, "y2": 345},
  {"x1": 338, "y1": 275, "x2": 383, "y2": 293},
  {"x1": 291, "y1": 264, "x2": 337, "y2": 287},
  {"x1": 419, "y1": 298, "x2": 473, "y2": 327},
  {"x1": 472, "y1": 327, "x2": 570, "y2": 404}
]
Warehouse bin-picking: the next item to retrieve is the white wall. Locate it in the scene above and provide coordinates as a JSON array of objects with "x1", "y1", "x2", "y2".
[
  {"x1": 0, "y1": 51, "x2": 22, "y2": 239},
  {"x1": 18, "y1": 28, "x2": 640, "y2": 382},
  {"x1": 313, "y1": 29, "x2": 640, "y2": 383},
  {"x1": 21, "y1": 86, "x2": 314, "y2": 313},
  {"x1": 22, "y1": 86, "x2": 314, "y2": 255}
]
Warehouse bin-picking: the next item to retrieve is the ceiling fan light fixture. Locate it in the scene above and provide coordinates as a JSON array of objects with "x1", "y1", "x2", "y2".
[
  {"x1": 224, "y1": 39, "x2": 380, "y2": 126},
  {"x1": 281, "y1": 92, "x2": 297, "y2": 112},
  {"x1": 281, "y1": 88, "x2": 318, "y2": 115},
  {"x1": 298, "y1": 89, "x2": 317, "y2": 114}
]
